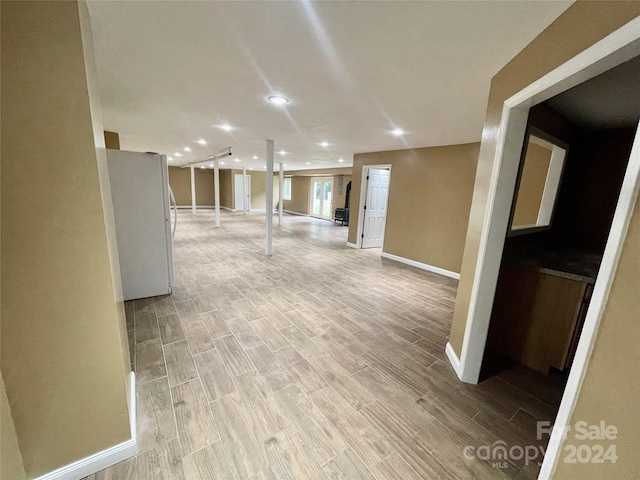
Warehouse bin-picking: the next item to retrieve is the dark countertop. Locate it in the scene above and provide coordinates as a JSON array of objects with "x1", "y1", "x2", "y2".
[{"x1": 502, "y1": 247, "x2": 601, "y2": 284}]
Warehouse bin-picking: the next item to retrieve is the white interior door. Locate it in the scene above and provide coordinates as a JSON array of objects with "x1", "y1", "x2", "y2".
[
  {"x1": 362, "y1": 168, "x2": 390, "y2": 248},
  {"x1": 310, "y1": 177, "x2": 333, "y2": 220},
  {"x1": 234, "y1": 174, "x2": 251, "y2": 211}
]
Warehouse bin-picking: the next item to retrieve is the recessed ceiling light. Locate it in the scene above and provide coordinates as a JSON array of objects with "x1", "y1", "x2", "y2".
[
  {"x1": 218, "y1": 124, "x2": 233, "y2": 131},
  {"x1": 252, "y1": 156, "x2": 258, "y2": 160},
  {"x1": 278, "y1": 150, "x2": 287, "y2": 155},
  {"x1": 168, "y1": 156, "x2": 173, "y2": 161},
  {"x1": 234, "y1": 158, "x2": 239, "y2": 162},
  {"x1": 184, "y1": 147, "x2": 191, "y2": 152},
  {"x1": 391, "y1": 128, "x2": 406, "y2": 136},
  {"x1": 197, "y1": 139, "x2": 207, "y2": 145},
  {"x1": 338, "y1": 158, "x2": 344, "y2": 163},
  {"x1": 306, "y1": 162, "x2": 311, "y2": 165},
  {"x1": 209, "y1": 163, "x2": 213, "y2": 166},
  {"x1": 268, "y1": 95, "x2": 289, "y2": 105},
  {"x1": 283, "y1": 164, "x2": 287, "y2": 167},
  {"x1": 249, "y1": 167, "x2": 253, "y2": 170},
  {"x1": 200, "y1": 166, "x2": 205, "y2": 169},
  {"x1": 320, "y1": 142, "x2": 329, "y2": 147},
  {"x1": 174, "y1": 152, "x2": 182, "y2": 157},
  {"x1": 220, "y1": 161, "x2": 225, "y2": 165}
]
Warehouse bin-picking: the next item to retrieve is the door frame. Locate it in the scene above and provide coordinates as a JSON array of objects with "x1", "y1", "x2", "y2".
[
  {"x1": 445, "y1": 18, "x2": 640, "y2": 480},
  {"x1": 233, "y1": 173, "x2": 251, "y2": 212},
  {"x1": 354, "y1": 164, "x2": 392, "y2": 249},
  {"x1": 309, "y1": 176, "x2": 334, "y2": 220}
]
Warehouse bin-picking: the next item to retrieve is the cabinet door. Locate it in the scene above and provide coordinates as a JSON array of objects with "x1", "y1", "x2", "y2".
[{"x1": 489, "y1": 266, "x2": 586, "y2": 373}]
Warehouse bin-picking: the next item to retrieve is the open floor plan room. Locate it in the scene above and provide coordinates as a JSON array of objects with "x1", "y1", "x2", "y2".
[{"x1": 85, "y1": 211, "x2": 562, "y2": 480}]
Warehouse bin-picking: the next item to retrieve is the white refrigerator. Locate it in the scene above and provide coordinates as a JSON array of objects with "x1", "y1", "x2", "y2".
[{"x1": 107, "y1": 149, "x2": 174, "y2": 301}]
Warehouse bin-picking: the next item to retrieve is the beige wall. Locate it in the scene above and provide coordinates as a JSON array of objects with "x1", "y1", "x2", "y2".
[
  {"x1": 449, "y1": 1, "x2": 640, "y2": 355},
  {"x1": 512, "y1": 142, "x2": 553, "y2": 226},
  {"x1": 168, "y1": 166, "x2": 215, "y2": 206},
  {"x1": 220, "y1": 169, "x2": 233, "y2": 208},
  {"x1": 103, "y1": 131, "x2": 120, "y2": 150},
  {"x1": 1, "y1": 1, "x2": 132, "y2": 477},
  {"x1": 347, "y1": 144, "x2": 479, "y2": 273},
  {"x1": 1, "y1": 373, "x2": 26, "y2": 480},
  {"x1": 443, "y1": 3, "x2": 640, "y2": 477},
  {"x1": 283, "y1": 176, "x2": 311, "y2": 214}
]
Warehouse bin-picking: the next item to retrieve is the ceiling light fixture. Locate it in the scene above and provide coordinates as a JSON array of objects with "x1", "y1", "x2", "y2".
[
  {"x1": 220, "y1": 161, "x2": 225, "y2": 165},
  {"x1": 209, "y1": 163, "x2": 213, "y2": 166},
  {"x1": 268, "y1": 95, "x2": 289, "y2": 105},
  {"x1": 320, "y1": 142, "x2": 329, "y2": 147},
  {"x1": 391, "y1": 128, "x2": 406, "y2": 136},
  {"x1": 278, "y1": 150, "x2": 287, "y2": 155},
  {"x1": 252, "y1": 156, "x2": 258, "y2": 160},
  {"x1": 184, "y1": 147, "x2": 191, "y2": 152},
  {"x1": 197, "y1": 139, "x2": 207, "y2": 145},
  {"x1": 168, "y1": 156, "x2": 173, "y2": 161},
  {"x1": 250, "y1": 167, "x2": 253, "y2": 170},
  {"x1": 234, "y1": 158, "x2": 240, "y2": 162},
  {"x1": 200, "y1": 166, "x2": 205, "y2": 169},
  {"x1": 338, "y1": 158, "x2": 344, "y2": 163},
  {"x1": 218, "y1": 124, "x2": 234, "y2": 131},
  {"x1": 306, "y1": 162, "x2": 311, "y2": 165},
  {"x1": 174, "y1": 152, "x2": 182, "y2": 157}
]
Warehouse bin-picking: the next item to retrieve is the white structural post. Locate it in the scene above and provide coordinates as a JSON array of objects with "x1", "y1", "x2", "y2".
[
  {"x1": 214, "y1": 159, "x2": 221, "y2": 228},
  {"x1": 242, "y1": 167, "x2": 247, "y2": 214},
  {"x1": 190, "y1": 166, "x2": 196, "y2": 215},
  {"x1": 265, "y1": 140, "x2": 274, "y2": 256},
  {"x1": 278, "y1": 162, "x2": 284, "y2": 226}
]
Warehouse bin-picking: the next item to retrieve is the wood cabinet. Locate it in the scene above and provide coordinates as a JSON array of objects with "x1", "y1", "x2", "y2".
[{"x1": 487, "y1": 264, "x2": 592, "y2": 374}]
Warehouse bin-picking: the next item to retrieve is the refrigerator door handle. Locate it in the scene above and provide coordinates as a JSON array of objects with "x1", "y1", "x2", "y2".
[{"x1": 169, "y1": 184, "x2": 178, "y2": 240}]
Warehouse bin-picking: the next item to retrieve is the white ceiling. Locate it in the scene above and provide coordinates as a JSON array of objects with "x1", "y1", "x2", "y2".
[{"x1": 87, "y1": 0, "x2": 572, "y2": 171}]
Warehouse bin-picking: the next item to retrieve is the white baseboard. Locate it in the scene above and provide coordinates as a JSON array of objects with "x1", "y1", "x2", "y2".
[
  {"x1": 283, "y1": 209, "x2": 308, "y2": 216},
  {"x1": 220, "y1": 206, "x2": 233, "y2": 211},
  {"x1": 346, "y1": 242, "x2": 359, "y2": 249},
  {"x1": 380, "y1": 252, "x2": 460, "y2": 280},
  {"x1": 176, "y1": 205, "x2": 215, "y2": 209},
  {"x1": 34, "y1": 372, "x2": 138, "y2": 480},
  {"x1": 445, "y1": 342, "x2": 464, "y2": 381}
]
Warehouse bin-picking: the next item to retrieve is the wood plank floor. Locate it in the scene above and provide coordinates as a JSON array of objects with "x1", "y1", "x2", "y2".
[{"x1": 86, "y1": 210, "x2": 564, "y2": 480}]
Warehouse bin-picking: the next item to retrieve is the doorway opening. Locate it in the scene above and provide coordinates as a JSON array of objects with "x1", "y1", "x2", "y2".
[
  {"x1": 355, "y1": 165, "x2": 391, "y2": 249},
  {"x1": 448, "y1": 22, "x2": 640, "y2": 479},
  {"x1": 310, "y1": 177, "x2": 333, "y2": 220},
  {"x1": 234, "y1": 173, "x2": 251, "y2": 212}
]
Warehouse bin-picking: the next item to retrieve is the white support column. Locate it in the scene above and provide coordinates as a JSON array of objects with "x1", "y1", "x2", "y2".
[
  {"x1": 242, "y1": 167, "x2": 247, "y2": 215},
  {"x1": 214, "y1": 159, "x2": 221, "y2": 228},
  {"x1": 278, "y1": 162, "x2": 284, "y2": 226},
  {"x1": 265, "y1": 140, "x2": 274, "y2": 256},
  {"x1": 190, "y1": 166, "x2": 196, "y2": 215}
]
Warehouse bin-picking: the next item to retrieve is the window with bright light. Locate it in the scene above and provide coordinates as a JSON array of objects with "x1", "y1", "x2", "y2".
[{"x1": 283, "y1": 178, "x2": 292, "y2": 200}]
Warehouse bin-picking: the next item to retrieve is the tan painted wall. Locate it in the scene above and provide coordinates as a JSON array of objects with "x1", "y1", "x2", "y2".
[
  {"x1": 284, "y1": 176, "x2": 311, "y2": 214},
  {"x1": 1, "y1": 1, "x2": 132, "y2": 477},
  {"x1": 1, "y1": 373, "x2": 26, "y2": 480},
  {"x1": 347, "y1": 144, "x2": 479, "y2": 273},
  {"x1": 219, "y1": 169, "x2": 233, "y2": 208},
  {"x1": 103, "y1": 131, "x2": 120, "y2": 149},
  {"x1": 512, "y1": 142, "x2": 553, "y2": 226},
  {"x1": 449, "y1": 1, "x2": 640, "y2": 356},
  {"x1": 286, "y1": 167, "x2": 353, "y2": 177},
  {"x1": 168, "y1": 166, "x2": 215, "y2": 206}
]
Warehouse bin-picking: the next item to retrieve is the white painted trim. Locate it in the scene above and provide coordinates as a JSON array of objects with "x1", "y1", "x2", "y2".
[
  {"x1": 540, "y1": 118, "x2": 640, "y2": 480},
  {"x1": 176, "y1": 205, "x2": 216, "y2": 209},
  {"x1": 536, "y1": 144, "x2": 567, "y2": 226},
  {"x1": 346, "y1": 242, "x2": 359, "y2": 249},
  {"x1": 308, "y1": 177, "x2": 334, "y2": 221},
  {"x1": 445, "y1": 342, "x2": 463, "y2": 379},
  {"x1": 283, "y1": 209, "x2": 308, "y2": 216},
  {"x1": 381, "y1": 252, "x2": 460, "y2": 280},
  {"x1": 355, "y1": 164, "x2": 392, "y2": 249},
  {"x1": 34, "y1": 372, "x2": 137, "y2": 480},
  {"x1": 220, "y1": 206, "x2": 233, "y2": 211}
]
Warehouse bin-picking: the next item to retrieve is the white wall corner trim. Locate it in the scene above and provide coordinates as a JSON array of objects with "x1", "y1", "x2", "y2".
[
  {"x1": 381, "y1": 252, "x2": 460, "y2": 280},
  {"x1": 34, "y1": 372, "x2": 138, "y2": 480},
  {"x1": 445, "y1": 342, "x2": 463, "y2": 379},
  {"x1": 346, "y1": 242, "x2": 358, "y2": 249}
]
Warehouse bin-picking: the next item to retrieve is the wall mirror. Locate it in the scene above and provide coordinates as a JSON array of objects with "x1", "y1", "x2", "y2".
[{"x1": 509, "y1": 129, "x2": 568, "y2": 235}]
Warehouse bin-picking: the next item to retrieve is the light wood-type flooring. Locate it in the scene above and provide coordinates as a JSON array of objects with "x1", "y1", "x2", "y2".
[{"x1": 86, "y1": 210, "x2": 565, "y2": 480}]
